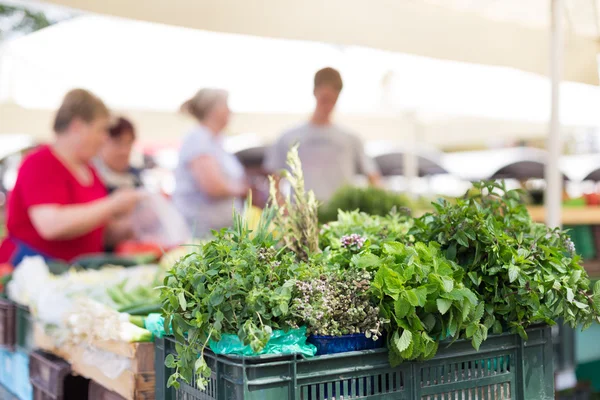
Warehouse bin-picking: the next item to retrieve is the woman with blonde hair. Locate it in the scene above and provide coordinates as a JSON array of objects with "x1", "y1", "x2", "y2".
[
  {"x1": 173, "y1": 89, "x2": 248, "y2": 236},
  {"x1": 0, "y1": 89, "x2": 142, "y2": 265}
]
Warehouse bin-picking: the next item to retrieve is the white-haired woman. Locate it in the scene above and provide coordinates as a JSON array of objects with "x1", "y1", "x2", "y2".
[{"x1": 173, "y1": 89, "x2": 248, "y2": 236}]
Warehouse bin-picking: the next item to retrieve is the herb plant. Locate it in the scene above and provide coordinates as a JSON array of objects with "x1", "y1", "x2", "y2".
[
  {"x1": 371, "y1": 241, "x2": 484, "y2": 365},
  {"x1": 290, "y1": 267, "x2": 386, "y2": 339},
  {"x1": 160, "y1": 206, "x2": 301, "y2": 389},
  {"x1": 411, "y1": 181, "x2": 600, "y2": 338},
  {"x1": 269, "y1": 145, "x2": 320, "y2": 260},
  {"x1": 319, "y1": 210, "x2": 412, "y2": 252}
]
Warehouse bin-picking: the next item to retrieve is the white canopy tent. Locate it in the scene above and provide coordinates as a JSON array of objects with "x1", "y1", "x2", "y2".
[
  {"x1": 2, "y1": 15, "x2": 599, "y2": 144},
  {"x1": 19, "y1": 0, "x2": 600, "y2": 85}
]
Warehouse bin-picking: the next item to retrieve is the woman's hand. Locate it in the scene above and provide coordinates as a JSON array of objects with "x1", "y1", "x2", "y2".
[{"x1": 109, "y1": 188, "x2": 145, "y2": 216}]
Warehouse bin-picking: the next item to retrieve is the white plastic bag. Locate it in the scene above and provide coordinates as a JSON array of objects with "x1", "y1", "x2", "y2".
[{"x1": 131, "y1": 192, "x2": 190, "y2": 248}]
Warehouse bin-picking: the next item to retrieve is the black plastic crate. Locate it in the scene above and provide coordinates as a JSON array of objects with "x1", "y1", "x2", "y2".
[
  {"x1": 156, "y1": 325, "x2": 554, "y2": 400},
  {"x1": 0, "y1": 297, "x2": 16, "y2": 350}
]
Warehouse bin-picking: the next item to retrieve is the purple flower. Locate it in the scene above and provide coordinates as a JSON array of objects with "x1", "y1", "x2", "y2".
[
  {"x1": 340, "y1": 234, "x2": 366, "y2": 250},
  {"x1": 564, "y1": 237, "x2": 576, "y2": 255}
]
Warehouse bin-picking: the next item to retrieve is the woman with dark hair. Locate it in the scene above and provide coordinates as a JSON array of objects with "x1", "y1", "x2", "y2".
[
  {"x1": 0, "y1": 89, "x2": 142, "y2": 265},
  {"x1": 94, "y1": 117, "x2": 142, "y2": 193}
]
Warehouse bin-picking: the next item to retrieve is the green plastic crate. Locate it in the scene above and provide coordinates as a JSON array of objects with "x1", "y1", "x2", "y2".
[{"x1": 155, "y1": 325, "x2": 554, "y2": 400}]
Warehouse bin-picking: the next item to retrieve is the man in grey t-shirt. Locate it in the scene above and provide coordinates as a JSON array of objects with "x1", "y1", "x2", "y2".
[{"x1": 264, "y1": 67, "x2": 381, "y2": 202}]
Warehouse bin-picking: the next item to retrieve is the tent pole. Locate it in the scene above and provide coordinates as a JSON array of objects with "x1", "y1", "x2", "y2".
[
  {"x1": 546, "y1": 0, "x2": 563, "y2": 229},
  {"x1": 548, "y1": 0, "x2": 577, "y2": 392},
  {"x1": 404, "y1": 112, "x2": 419, "y2": 197}
]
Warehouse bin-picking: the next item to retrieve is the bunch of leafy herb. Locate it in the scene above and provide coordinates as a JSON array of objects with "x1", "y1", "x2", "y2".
[
  {"x1": 160, "y1": 205, "x2": 302, "y2": 389},
  {"x1": 371, "y1": 241, "x2": 484, "y2": 366},
  {"x1": 290, "y1": 266, "x2": 386, "y2": 339},
  {"x1": 269, "y1": 145, "x2": 320, "y2": 261},
  {"x1": 318, "y1": 185, "x2": 413, "y2": 223},
  {"x1": 411, "y1": 180, "x2": 600, "y2": 338},
  {"x1": 320, "y1": 209, "x2": 412, "y2": 252}
]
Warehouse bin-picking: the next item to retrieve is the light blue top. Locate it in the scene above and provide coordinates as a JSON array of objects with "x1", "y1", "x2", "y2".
[{"x1": 172, "y1": 126, "x2": 245, "y2": 237}]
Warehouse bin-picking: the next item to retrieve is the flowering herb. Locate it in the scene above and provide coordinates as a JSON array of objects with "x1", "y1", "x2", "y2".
[
  {"x1": 290, "y1": 268, "x2": 386, "y2": 339},
  {"x1": 340, "y1": 233, "x2": 366, "y2": 251},
  {"x1": 269, "y1": 145, "x2": 320, "y2": 261}
]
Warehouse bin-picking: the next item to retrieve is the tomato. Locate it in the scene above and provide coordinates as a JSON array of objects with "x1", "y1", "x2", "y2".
[{"x1": 115, "y1": 241, "x2": 164, "y2": 258}]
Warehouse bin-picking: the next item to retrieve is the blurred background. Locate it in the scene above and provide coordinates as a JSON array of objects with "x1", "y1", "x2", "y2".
[{"x1": 4, "y1": 1, "x2": 600, "y2": 393}]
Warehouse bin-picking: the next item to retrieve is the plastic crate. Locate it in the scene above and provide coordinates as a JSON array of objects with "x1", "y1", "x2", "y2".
[
  {"x1": 156, "y1": 325, "x2": 554, "y2": 400},
  {"x1": 16, "y1": 304, "x2": 33, "y2": 354},
  {"x1": 0, "y1": 297, "x2": 16, "y2": 349},
  {"x1": 88, "y1": 380, "x2": 126, "y2": 400},
  {"x1": 0, "y1": 348, "x2": 33, "y2": 400},
  {"x1": 29, "y1": 351, "x2": 71, "y2": 400}
]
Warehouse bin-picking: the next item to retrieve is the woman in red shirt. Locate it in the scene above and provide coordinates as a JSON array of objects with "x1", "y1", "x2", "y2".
[{"x1": 0, "y1": 89, "x2": 142, "y2": 265}]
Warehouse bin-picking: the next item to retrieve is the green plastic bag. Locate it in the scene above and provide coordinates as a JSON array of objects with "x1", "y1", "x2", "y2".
[
  {"x1": 209, "y1": 326, "x2": 317, "y2": 358},
  {"x1": 144, "y1": 314, "x2": 316, "y2": 358},
  {"x1": 145, "y1": 313, "x2": 168, "y2": 338}
]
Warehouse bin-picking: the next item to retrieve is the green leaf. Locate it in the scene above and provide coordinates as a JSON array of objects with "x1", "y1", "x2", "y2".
[
  {"x1": 569, "y1": 270, "x2": 582, "y2": 286},
  {"x1": 423, "y1": 313, "x2": 436, "y2": 331},
  {"x1": 573, "y1": 301, "x2": 588, "y2": 310},
  {"x1": 468, "y1": 272, "x2": 481, "y2": 286},
  {"x1": 492, "y1": 320, "x2": 503, "y2": 334},
  {"x1": 440, "y1": 277, "x2": 454, "y2": 293},
  {"x1": 279, "y1": 302, "x2": 289, "y2": 315},
  {"x1": 436, "y1": 298, "x2": 452, "y2": 315},
  {"x1": 167, "y1": 374, "x2": 180, "y2": 389},
  {"x1": 445, "y1": 243, "x2": 457, "y2": 260},
  {"x1": 406, "y1": 287, "x2": 428, "y2": 307},
  {"x1": 165, "y1": 354, "x2": 176, "y2": 368},
  {"x1": 388, "y1": 346, "x2": 404, "y2": 367},
  {"x1": 566, "y1": 288, "x2": 575, "y2": 303},
  {"x1": 508, "y1": 265, "x2": 519, "y2": 283},
  {"x1": 466, "y1": 324, "x2": 477, "y2": 338},
  {"x1": 178, "y1": 292, "x2": 187, "y2": 311},
  {"x1": 472, "y1": 328, "x2": 484, "y2": 351},
  {"x1": 455, "y1": 231, "x2": 469, "y2": 247},
  {"x1": 353, "y1": 253, "x2": 382, "y2": 270},
  {"x1": 394, "y1": 297, "x2": 412, "y2": 319},
  {"x1": 393, "y1": 329, "x2": 413, "y2": 353},
  {"x1": 472, "y1": 302, "x2": 485, "y2": 323}
]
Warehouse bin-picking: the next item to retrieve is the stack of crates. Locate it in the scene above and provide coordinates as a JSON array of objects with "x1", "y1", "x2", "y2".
[{"x1": 0, "y1": 297, "x2": 33, "y2": 400}]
